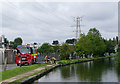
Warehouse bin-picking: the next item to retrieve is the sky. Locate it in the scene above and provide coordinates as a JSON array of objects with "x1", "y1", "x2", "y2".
[{"x1": 1, "y1": 0, "x2": 118, "y2": 45}]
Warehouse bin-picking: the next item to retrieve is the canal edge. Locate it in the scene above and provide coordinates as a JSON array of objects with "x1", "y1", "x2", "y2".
[{"x1": 19, "y1": 57, "x2": 114, "y2": 84}]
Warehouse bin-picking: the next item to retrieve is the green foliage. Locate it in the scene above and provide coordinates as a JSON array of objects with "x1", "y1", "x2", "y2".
[
  {"x1": 104, "y1": 39, "x2": 115, "y2": 55},
  {"x1": 75, "y1": 28, "x2": 106, "y2": 57},
  {"x1": 88, "y1": 28, "x2": 101, "y2": 37},
  {"x1": 52, "y1": 40, "x2": 59, "y2": 53},
  {"x1": 10, "y1": 41, "x2": 18, "y2": 49},
  {"x1": 116, "y1": 44, "x2": 120, "y2": 63},
  {"x1": 116, "y1": 52, "x2": 120, "y2": 63},
  {"x1": 59, "y1": 43, "x2": 74, "y2": 60},
  {"x1": 117, "y1": 44, "x2": 120, "y2": 52},
  {"x1": 14, "y1": 37, "x2": 23, "y2": 45},
  {"x1": 66, "y1": 38, "x2": 77, "y2": 44},
  {"x1": 87, "y1": 28, "x2": 106, "y2": 56},
  {"x1": 75, "y1": 34, "x2": 92, "y2": 57},
  {"x1": 9, "y1": 37, "x2": 23, "y2": 49},
  {"x1": 52, "y1": 45, "x2": 59, "y2": 53},
  {"x1": 87, "y1": 28, "x2": 106, "y2": 57},
  {"x1": 59, "y1": 43, "x2": 69, "y2": 60},
  {"x1": 38, "y1": 43, "x2": 53, "y2": 54},
  {"x1": 52, "y1": 40, "x2": 59, "y2": 45},
  {"x1": 57, "y1": 56, "x2": 115, "y2": 64}
]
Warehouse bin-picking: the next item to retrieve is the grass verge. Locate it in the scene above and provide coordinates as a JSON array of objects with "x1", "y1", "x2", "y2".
[
  {"x1": 9, "y1": 65, "x2": 56, "y2": 84},
  {"x1": 1, "y1": 63, "x2": 47, "y2": 81},
  {"x1": 56, "y1": 55, "x2": 116, "y2": 64}
]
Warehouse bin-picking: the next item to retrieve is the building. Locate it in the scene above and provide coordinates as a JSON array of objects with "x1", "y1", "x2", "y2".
[{"x1": 0, "y1": 35, "x2": 16, "y2": 64}]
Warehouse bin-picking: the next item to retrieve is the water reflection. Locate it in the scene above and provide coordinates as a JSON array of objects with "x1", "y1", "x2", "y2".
[
  {"x1": 76, "y1": 59, "x2": 112, "y2": 82},
  {"x1": 116, "y1": 62, "x2": 120, "y2": 83},
  {"x1": 59, "y1": 65, "x2": 76, "y2": 79},
  {"x1": 36, "y1": 58, "x2": 119, "y2": 82}
]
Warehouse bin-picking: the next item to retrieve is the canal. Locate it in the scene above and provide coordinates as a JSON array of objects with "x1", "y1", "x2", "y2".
[{"x1": 34, "y1": 58, "x2": 120, "y2": 83}]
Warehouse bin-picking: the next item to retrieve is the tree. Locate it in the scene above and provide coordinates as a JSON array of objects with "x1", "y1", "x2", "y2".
[
  {"x1": 38, "y1": 43, "x2": 53, "y2": 54},
  {"x1": 87, "y1": 28, "x2": 101, "y2": 37},
  {"x1": 66, "y1": 38, "x2": 77, "y2": 44},
  {"x1": 87, "y1": 28, "x2": 106, "y2": 57},
  {"x1": 10, "y1": 41, "x2": 18, "y2": 49},
  {"x1": 33, "y1": 43, "x2": 37, "y2": 45},
  {"x1": 59, "y1": 43, "x2": 74, "y2": 60},
  {"x1": 52, "y1": 45, "x2": 59, "y2": 53},
  {"x1": 117, "y1": 44, "x2": 120, "y2": 52},
  {"x1": 52, "y1": 40, "x2": 59, "y2": 45},
  {"x1": 75, "y1": 34, "x2": 92, "y2": 58},
  {"x1": 9, "y1": 37, "x2": 23, "y2": 49},
  {"x1": 75, "y1": 28, "x2": 106, "y2": 58},
  {"x1": 4, "y1": 38, "x2": 9, "y2": 47},
  {"x1": 14, "y1": 37, "x2": 23, "y2": 45},
  {"x1": 104, "y1": 39, "x2": 115, "y2": 55},
  {"x1": 116, "y1": 44, "x2": 120, "y2": 63}
]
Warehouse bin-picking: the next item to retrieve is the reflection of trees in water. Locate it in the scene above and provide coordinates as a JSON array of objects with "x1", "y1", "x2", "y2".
[
  {"x1": 107, "y1": 58, "x2": 115, "y2": 69},
  {"x1": 115, "y1": 61, "x2": 120, "y2": 83},
  {"x1": 117, "y1": 64, "x2": 120, "y2": 83},
  {"x1": 59, "y1": 65, "x2": 75, "y2": 79},
  {"x1": 76, "y1": 59, "x2": 110, "y2": 82},
  {"x1": 59, "y1": 58, "x2": 116, "y2": 82}
]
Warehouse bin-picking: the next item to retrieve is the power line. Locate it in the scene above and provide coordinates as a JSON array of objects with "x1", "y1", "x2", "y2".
[
  {"x1": 5, "y1": 1, "x2": 51, "y2": 26},
  {"x1": 35, "y1": 2, "x2": 72, "y2": 24}
]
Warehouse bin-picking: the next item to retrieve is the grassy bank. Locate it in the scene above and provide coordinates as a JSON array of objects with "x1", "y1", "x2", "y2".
[
  {"x1": 56, "y1": 55, "x2": 116, "y2": 64},
  {"x1": 1, "y1": 55, "x2": 116, "y2": 83},
  {"x1": 9, "y1": 65, "x2": 56, "y2": 84},
  {"x1": 1, "y1": 63, "x2": 47, "y2": 81},
  {"x1": 11, "y1": 55, "x2": 116, "y2": 83}
]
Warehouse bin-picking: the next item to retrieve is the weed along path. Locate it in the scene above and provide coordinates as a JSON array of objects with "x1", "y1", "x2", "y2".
[{"x1": 1, "y1": 64, "x2": 53, "y2": 83}]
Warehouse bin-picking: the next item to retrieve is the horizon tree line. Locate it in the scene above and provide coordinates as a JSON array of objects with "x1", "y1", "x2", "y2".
[{"x1": 3, "y1": 28, "x2": 119, "y2": 61}]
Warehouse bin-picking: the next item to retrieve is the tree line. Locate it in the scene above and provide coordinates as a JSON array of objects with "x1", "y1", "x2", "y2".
[
  {"x1": 3, "y1": 37, "x2": 23, "y2": 49},
  {"x1": 38, "y1": 28, "x2": 118, "y2": 60},
  {"x1": 4, "y1": 28, "x2": 119, "y2": 61}
]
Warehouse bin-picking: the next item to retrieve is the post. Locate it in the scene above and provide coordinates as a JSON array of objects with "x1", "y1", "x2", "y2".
[
  {"x1": 2, "y1": 35, "x2": 5, "y2": 64},
  {"x1": 2, "y1": 35, "x2": 7, "y2": 71},
  {"x1": 4, "y1": 56, "x2": 7, "y2": 71}
]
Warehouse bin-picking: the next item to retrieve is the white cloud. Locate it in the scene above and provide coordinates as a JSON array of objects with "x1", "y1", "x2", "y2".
[{"x1": 1, "y1": 1, "x2": 118, "y2": 44}]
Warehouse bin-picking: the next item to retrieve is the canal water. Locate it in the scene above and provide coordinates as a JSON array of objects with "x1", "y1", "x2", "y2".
[{"x1": 34, "y1": 58, "x2": 120, "y2": 83}]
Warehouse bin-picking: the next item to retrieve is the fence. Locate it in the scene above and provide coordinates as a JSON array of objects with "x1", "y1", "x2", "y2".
[
  {"x1": 0, "y1": 49, "x2": 16, "y2": 64},
  {"x1": 0, "y1": 49, "x2": 60, "y2": 64},
  {"x1": 5, "y1": 49, "x2": 16, "y2": 64},
  {"x1": 37, "y1": 52, "x2": 60, "y2": 62}
]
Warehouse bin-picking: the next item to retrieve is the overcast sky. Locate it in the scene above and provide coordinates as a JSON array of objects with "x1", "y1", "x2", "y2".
[{"x1": 1, "y1": 1, "x2": 118, "y2": 45}]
